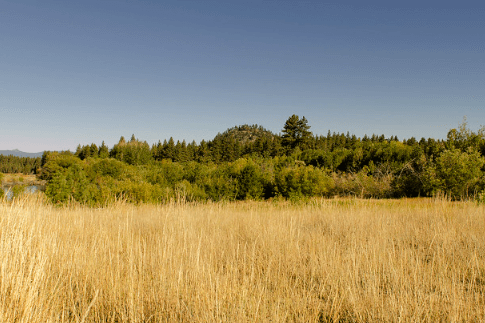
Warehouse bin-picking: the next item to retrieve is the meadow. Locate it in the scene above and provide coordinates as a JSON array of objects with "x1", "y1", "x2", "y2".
[{"x1": 0, "y1": 195, "x2": 484, "y2": 322}]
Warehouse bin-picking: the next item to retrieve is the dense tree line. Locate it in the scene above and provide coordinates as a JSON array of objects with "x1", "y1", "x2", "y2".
[
  {"x1": 4, "y1": 115, "x2": 484, "y2": 205},
  {"x1": 0, "y1": 155, "x2": 41, "y2": 174}
]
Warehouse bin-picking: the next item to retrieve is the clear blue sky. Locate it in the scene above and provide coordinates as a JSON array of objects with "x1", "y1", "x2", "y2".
[{"x1": 1, "y1": 0, "x2": 484, "y2": 152}]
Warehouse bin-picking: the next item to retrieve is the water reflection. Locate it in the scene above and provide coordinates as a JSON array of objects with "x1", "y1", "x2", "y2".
[{"x1": 2, "y1": 185, "x2": 45, "y2": 200}]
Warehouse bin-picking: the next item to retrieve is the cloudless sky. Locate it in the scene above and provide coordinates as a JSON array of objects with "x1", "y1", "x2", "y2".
[{"x1": 1, "y1": 0, "x2": 484, "y2": 152}]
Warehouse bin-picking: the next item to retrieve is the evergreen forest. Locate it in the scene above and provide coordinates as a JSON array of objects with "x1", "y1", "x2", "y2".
[{"x1": 2, "y1": 115, "x2": 485, "y2": 205}]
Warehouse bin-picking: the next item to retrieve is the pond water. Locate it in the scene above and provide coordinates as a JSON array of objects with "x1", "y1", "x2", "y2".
[{"x1": 2, "y1": 185, "x2": 45, "y2": 200}]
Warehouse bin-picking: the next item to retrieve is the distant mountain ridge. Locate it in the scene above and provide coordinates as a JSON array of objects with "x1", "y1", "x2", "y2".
[{"x1": 0, "y1": 149, "x2": 43, "y2": 158}]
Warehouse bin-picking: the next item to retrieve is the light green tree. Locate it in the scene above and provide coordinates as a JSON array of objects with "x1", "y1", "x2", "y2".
[{"x1": 427, "y1": 148, "x2": 485, "y2": 199}]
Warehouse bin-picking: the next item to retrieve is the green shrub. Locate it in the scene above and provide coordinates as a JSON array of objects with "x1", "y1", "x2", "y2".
[
  {"x1": 40, "y1": 154, "x2": 82, "y2": 181},
  {"x1": 203, "y1": 165, "x2": 238, "y2": 201},
  {"x1": 426, "y1": 148, "x2": 485, "y2": 200},
  {"x1": 45, "y1": 163, "x2": 93, "y2": 205},
  {"x1": 120, "y1": 181, "x2": 158, "y2": 204},
  {"x1": 159, "y1": 160, "x2": 184, "y2": 186},
  {"x1": 174, "y1": 180, "x2": 207, "y2": 202},
  {"x1": 11, "y1": 185, "x2": 25, "y2": 199},
  {"x1": 275, "y1": 165, "x2": 333, "y2": 199},
  {"x1": 90, "y1": 158, "x2": 128, "y2": 180},
  {"x1": 391, "y1": 154, "x2": 430, "y2": 197},
  {"x1": 236, "y1": 163, "x2": 264, "y2": 200}
]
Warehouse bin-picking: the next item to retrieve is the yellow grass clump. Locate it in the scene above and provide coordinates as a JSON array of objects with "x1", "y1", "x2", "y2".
[{"x1": 0, "y1": 195, "x2": 484, "y2": 322}]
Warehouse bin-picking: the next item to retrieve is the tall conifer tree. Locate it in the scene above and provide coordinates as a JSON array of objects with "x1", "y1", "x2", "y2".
[{"x1": 281, "y1": 114, "x2": 312, "y2": 152}]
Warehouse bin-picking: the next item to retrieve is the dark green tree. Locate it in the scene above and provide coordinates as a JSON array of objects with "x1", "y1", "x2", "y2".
[
  {"x1": 236, "y1": 163, "x2": 264, "y2": 200},
  {"x1": 90, "y1": 143, "x2": 99, "y2": 158},
  {"x1": 99, "y1": 141, "x2": 109, "y2": 158},
  {"x1": 187, "y1": 140, "x2": 197, "y2": 161},
  {"x1": 110, "y1": 137, "x2": 126, "y2": 161},
  {"x1": 165, "y1": 137, "x2": 175, "y2": 161},
  {"x1": 281, "y1": 115, "x2": 312, "y2": 152},
  {"x1": 196, "y1": 140, "x2": 211, "y2": 163},
  {"x1": 175, "y1": 140, "x2": 189, "y2": 162}
]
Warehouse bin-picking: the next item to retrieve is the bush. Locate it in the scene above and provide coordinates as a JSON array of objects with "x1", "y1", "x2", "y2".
[
  {"x1": 10, "y1": 185, "x2": 25, "y2": 199},
  {"x1": 159, "y1": 160, "x2": 184, "y2": 186},
  {"x1": 275, "y1": 165, "x2": 333, "y2": 199},
  {"x1": 236, "y1": 164, "x2": 264, "y2": 200},
  {"x1": 119, "y1": 181, "x2": 161, "y2": 204},
  {"x1": 40, "y1": 154, "x2": 82, "y2": 181},
  {"x1": 174, "y1": 180, "x2": 207, "y2": 202},
  {"x1": 427, "y1": 148, "x2": 485, "y2": 200},
  {"x1": 203, "y1": 164, "x2": 238, "y2": 201},
  {"x1": 45, "y1": 163, "x2": 93, "y2": 205},
  {"x1": 332, "y1": 169, "x2": 393, "y2": 198},
  {"x1": 90, "y1": 158, "x2": 128, "y2": 180},
  {"x1": 391, "y1": 154, "x2": 430, "y2": 197}
]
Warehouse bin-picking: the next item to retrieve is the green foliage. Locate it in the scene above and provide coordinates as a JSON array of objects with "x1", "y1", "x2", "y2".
[
  {"x1": 174, "y1": 180, "x2": 207, "y2": 202},
  {"x1": 75, "y1": 143, "x2": 99, "y2": 160},
  {"x1": 427, "y1": 148, "x2": 485, "y2": 199},
  {"x1": 90, "y1": 158, "x2": 127, "y2": 180},
  {"x1": 10, "y1": 185, "x2": 25, "y2": 199},
  {"x1": 110, "y1": 136, "x2": 152, "y2": 165},
  {"x1": 45, "y1": 163, "x2": 93, "y2": 204},
  {"x1": 236, "y1": 163, "x2": 264, "y2": 200},
  {"x1": 446, "y1": 117, "x2": 485, "y2": 152},
  {"x1": 158, "y1": 160, "x2": 184, "y2": 186},
  {"x1": 281, "y1": 114, "x2": 312, "y2": 151},
  {"x1": 35, "y1": 117, "x2": 485, "y2": 205},
  {"x1": 40, "y1": 154, "x2": 82, "y2": 181},
  {"x1": 275, "y1": 163, "x2": 333, "y2": 199},
  {"x1": 0, "y1": 155, "x2": 41, "y2": 174},
  {"x1": 0, "y1": 188, "x2": 4, "y2": 199},
  {"x1": 119, "y1": 181, "x2": 162, "y2": 204},
  {"x1": 202, "y1": 163, "x2": 238, "y2": 201},
  {"x1": 391, "y1": 151, "x2": 430, "y2": 197},
  {"x1": 99, "y1": 141, "x2": 109, "y2": 158},
  {"x1": 333, "y1": 169, "x2": 393, "y2": 198},
  {"x1": 215, "y1": 124, "x2": 275, "y2": 144}
]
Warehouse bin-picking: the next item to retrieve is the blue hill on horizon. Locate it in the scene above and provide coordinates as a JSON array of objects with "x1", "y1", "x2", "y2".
[{"x1": 0, "y1": 149, "x2": 44, "y2": 158}]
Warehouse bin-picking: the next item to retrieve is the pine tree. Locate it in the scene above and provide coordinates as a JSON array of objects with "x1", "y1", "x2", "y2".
[
  {"x1": 187, "y1": 140, "x2": 197, "y2": 161},
  {"x1": 177, "y1": 140, "x2": 189, "y2": 162},
  {"x1": 99, "y1": 141, "x2": 109, "y2": 158},
  {"x1": 90, "y1": 143, "x2": 99, "y2": 157},
  {"x1": 197, "y1": 140, "x2": 211, "y2": 163},
  {"x1": 166, "y1": 137, "x2": 175, "y2": 161},
  {"x1": 281, "y1": 115, "x2": 312, "y2": 152}
]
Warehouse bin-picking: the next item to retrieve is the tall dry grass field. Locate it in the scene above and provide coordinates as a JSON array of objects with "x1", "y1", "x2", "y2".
[{"x1": 0, "y1": 195, "x2": 484, "y2": 322}]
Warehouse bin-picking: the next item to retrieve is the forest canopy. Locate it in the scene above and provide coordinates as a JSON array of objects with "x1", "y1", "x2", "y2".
[{"x1": 2, "y1": 115, "x2": 484, "y2": 205}]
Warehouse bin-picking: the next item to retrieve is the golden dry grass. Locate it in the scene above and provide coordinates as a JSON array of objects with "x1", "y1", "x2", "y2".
[{"x1": 0, "y1": 195, "x2": 484, "y2": 322}]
